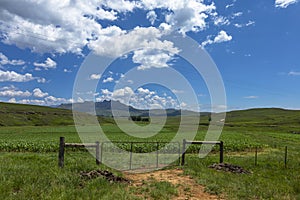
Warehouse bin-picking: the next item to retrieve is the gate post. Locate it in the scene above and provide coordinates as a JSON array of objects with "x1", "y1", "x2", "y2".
[
  {"x1": 220, "y1": 141, "x2": 224, "y2": 163},
  {"x1": 96, "y1": 141, "x2": 100, "y2": 165}
]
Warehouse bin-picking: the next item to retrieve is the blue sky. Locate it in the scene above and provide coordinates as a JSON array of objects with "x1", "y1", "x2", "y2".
[{"x1": 0, "y1": 0, "x2": 299, "y2": 111}]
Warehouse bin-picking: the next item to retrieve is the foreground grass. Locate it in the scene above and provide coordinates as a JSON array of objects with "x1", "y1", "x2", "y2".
[
  {"x1": 0, "y1": 152, "x2": 136, "y2": 200},
  {"x1": 1, "y1": 121, "x2": 300, "y2": 199},
  {"x1": 0, "y1": 152, "x2": 181, "y2": 200},
  {"x1": 184, "y1": 154, "x2": 300, "y2": 200}
]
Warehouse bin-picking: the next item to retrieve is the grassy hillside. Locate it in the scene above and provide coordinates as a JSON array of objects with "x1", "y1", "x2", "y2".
[
  {"x1": 224, "y1": 108, "x2": 300, "y2": 132},
  {"x1": 2, "y1": 102, "x2": 300, "y2": 130},
  {"x1": 0, "y1": 102, "x2": 76, "y2": 126}
]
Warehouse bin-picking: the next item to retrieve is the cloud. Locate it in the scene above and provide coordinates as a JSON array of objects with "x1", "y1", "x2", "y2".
[
  {"x1": 214, "y1": 16, "x2": 230, "y2": 26},
  {"x1": 102, "y1": 0, "x2": 139, "y2": 12},
  {"x1": 89, "y1": 26, "x2": 179, "y2": 58},
  {"x1": 33, "y1": 88, "x2": 48, "y2": 98},
  {"x1": 0, "y1": 87, "x2": 31, "y2": 97},
  {"x1": 214, "y1": 30, "x2": 233, "y2": 43},
  {"x1": 37, "y1": 77, "x2": 47, "y2": 83},
  {"x1": 7, "y1": 92, "x2": 83, "y2": 106},
  {"x1": 44, "y1": 95, "x2": 73, "y2": 105},
  {"x1": 141, "y1": 0, "x2": 216, "y2": 34},
  {"x1": 146, "y1": 10, "x2": 157, "y2": 25},
  {"x1": 201, "y1": 30, "x2": 232, "y2": 47},
  {"x1": 111, "y1": 86, "x2": 134, "y2": 103},
  {"x1": 0, "y1": 52, "x2": 25, "y2": 66},
  {"x1": 134, "y1": 48, "x2": 176, "y2": 70},
  {"x1": 244, "y1": 96, "x2": 259, "y2": 99},
  {"x1": 63, "y1": 69, "x2": 72, "y2": 73},
  {"x1": 103, "y1": 77, "x2": 114, "y2": 83},
  {"x1": 288, "y1": 71, "x2": 300, "y2": 76},
  {"x1": 89, "y1": 73, "x2": 102, "y2": 80},
  {"x1": 226, "y1": 3, "x2": 234, "y2": 9},
  {"x1": 275, "y1": 0, "x2": 298, "y2": 8},
  {"x1": 0, "y1": 69, "x2": 35, "y2": 82},
  {"x1": 0, "y1": 0, "x2": 228, "y2": 57},
  {"x1": 232, "y1": 12, "x2": 243, "y2": 18},
  {"x1": 0, "y1": 0, "x2": 117, "y2": 54},
  {"x1": 171, "y1": 89, "x2": 184, "y2": 94},
  {"x1": 18, "y1": 99, "x2": 46, "y2": 105},
  {"x1": 97, "y1": 86, "x2": 180, "y2": 110},
  {"x1": 234, "y1": 20, "x2": 255, "y2": 28},
  {"x1": 34, "y1": 57, "x2": 57, "y2": 70}
]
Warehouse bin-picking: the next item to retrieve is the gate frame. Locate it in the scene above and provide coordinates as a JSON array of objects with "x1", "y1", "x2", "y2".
[{"x1": 181, "y1": 139, "x2": 224, "y2": 166}]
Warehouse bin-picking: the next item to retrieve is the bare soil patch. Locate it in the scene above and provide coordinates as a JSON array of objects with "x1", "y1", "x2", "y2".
[{"x1": 125, "y1": 168, "x2": 222, "y2": 200}]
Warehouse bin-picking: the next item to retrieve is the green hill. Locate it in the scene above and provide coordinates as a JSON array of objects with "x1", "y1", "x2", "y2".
[
  {"x1": 2, "y1": 102, "x2": 300, "y2": 130},
  {"x1": 224, "y1": 108, "x2": 300, "y2": 132},
  {"x1": 225, "y1": 108, "x2": 300, "y2": 124},
  {"x1": 0, "y1": 102, "x2": 76, "y2": 126}
]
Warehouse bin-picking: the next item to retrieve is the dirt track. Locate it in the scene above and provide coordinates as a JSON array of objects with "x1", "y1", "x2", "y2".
[{"x1": 125, "y1": 169, "x2": 222, "y2": 200}]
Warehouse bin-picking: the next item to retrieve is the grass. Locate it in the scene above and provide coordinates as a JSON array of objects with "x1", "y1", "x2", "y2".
[
  {"x1": 1, "y1": 124, "x2": 299, "y2": 199},
  {"x1": 132, "y1": 180, "x2": 178, "y2": 199},
  {"x1": 0, "y1": 152, "x2": 137, "y2": 200},
  {"x1": 1, "y1": 103, "x2": 300, "y2": 199}
]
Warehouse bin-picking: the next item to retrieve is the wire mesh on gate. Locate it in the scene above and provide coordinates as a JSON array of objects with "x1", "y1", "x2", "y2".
[{"x1": 100, "y1": 141, "x2": 181, "y2": 171}]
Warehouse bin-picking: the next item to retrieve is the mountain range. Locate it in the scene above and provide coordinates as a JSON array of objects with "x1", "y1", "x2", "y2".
[{"x1": 57, "y1": 100, "x2": 205, "y2": 117}]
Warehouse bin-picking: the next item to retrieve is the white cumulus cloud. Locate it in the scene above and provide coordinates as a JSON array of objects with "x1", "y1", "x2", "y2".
[
  {"x1": 0, "y1": 88, "x2": 31, "y2": 97},
  {"x1": 214, "y1": 16, "x2": 230, "y2": 26},
  {"x1": 103, "y1": 77, "x2": 114, "y2": 83},
  {"x1": 33, "y1": 88, "x2": 48, "y2": 98},
  {"x1": 89, "y1": 73, "x2": 102, "y2": 80},
  {"x1": 0, "y1": 0, "x2": 232, "y2": 58},
  {"x1": 201, "y1": 30, "x2": 232, "y2": 47},
  {"x1": 275, "y1": 0, "x2": 298, "y2": 8},
  {"x1": 0, "y1": 52, "x2": 25, "y2": 66},
  {"x1": 0, "y1": 70, "x2": 35, "y2": 82},
  {"x1": 34, "y1": 57, "x2": 57, "y2": 70},
  {"x1": 134, "y1": 49, "x2": 176, "y2": 70},
  {"x1": 97, "y1": 86, "x2": 180, "y2": 110},
  {"x1": 146, "y1": 10, "x2": 157, "y2": 25}
]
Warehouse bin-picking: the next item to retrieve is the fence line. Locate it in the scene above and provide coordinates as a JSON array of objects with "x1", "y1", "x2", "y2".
[{"x1": 58, "y1": 137, "x2": 181, "y2": 169}]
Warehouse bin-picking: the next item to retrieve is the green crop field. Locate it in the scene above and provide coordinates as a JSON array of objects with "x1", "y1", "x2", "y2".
[{"x1": 0, "y1": 102, "x2": 300, "y2": 199}]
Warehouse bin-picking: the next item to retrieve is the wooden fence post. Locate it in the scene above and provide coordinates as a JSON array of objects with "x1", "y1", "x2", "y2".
[
  {"x1": 96, "y1": 141, "x2": 100, "y2": 165},
  {"x1": 255, "y1": 146, "x2": 258, "y2": 166},
  {"x1": 129, "y1": 142, "x2": 133, "y2": 170},
  {"x1": 220, "y1": 141, "x2": 224, "y2": 163},
  {"x1": 58, "y1": 137, "x2": 65, "y2": 168},
  {"x1": 284, "y1": 146, "x2": 288, "y2": 168},
  {"x1": 181, "y1": 139, "x2": 186, "y2": 166},
  {"x1": 156, "y1": 142, "x2": 159, "y2": 168}
]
